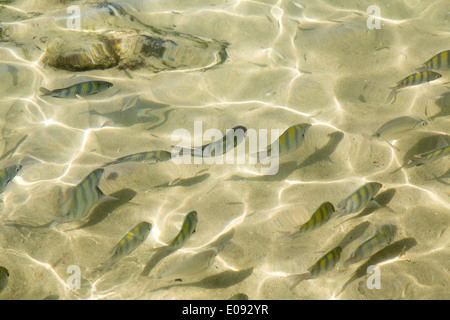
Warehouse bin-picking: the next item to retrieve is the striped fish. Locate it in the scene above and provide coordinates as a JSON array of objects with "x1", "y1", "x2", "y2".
[
  {"x1": 266, "y1": 123, "x2": 311, "y2": 157},
  {"x1": 289, "y1": 246, "x2": 342, "y2": 289},
  {"x1": 102, "y1": 221, "x2": 152, "y2": 271},
  {"x1": 52, "y1": 168, "x2": 108, "y2": 226},
  {"x1": 179, "y1": 126, "x2": 247, "y2": 158},
  {"x1": 0, "y1": 266, "x2": 8, "y2": 295},
  {"x1": 420, "y1": 50, "x2": 450, "y2": 71},
  {"x1": 404, "y1": 145, "x2": 450, "y2": 168},
  {"x1": 344, "y1": 224, "x2": 396, "y2": 268},
  {"x1": 386, "y1": 71, "x2": 442, "y2": 104},
  {"x1": 279, "y1": 202, "x2": 335, "y2": 241},
  {"x1": 0, "y1": 164, "x2": 22, "y2": 194},
  {"x1": 336, "y1": 182, "x2": 382, "y2": 216},
  {"x1": 168, "y1": 211, "x2": 198, "y2": 249},
  {"x1": 40, "y1": 80, "x2": 113, "y2": 99},
  {"x1": 103, "y1": 150, "x2": 172, "y2": 167}
]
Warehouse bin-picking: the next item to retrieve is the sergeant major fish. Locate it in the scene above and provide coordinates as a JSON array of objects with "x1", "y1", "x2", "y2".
[
  {"x1": 278, "y1": 202, "x2": 335, "y2": 242},
  {"x1": 51, "y1": 168, "x2": 112, "y2": 226},
  {"x1": 343, "y1": 224, "x2": 396, "y2": 268},
  {"x1": 168, "y1": 211, "x2": 198, "y2": 249},
  {"x1": 264, "y1": 123, "x2": 311, "y2": 158},
  {"x1": 336, "y1": 182, "x2": 382, "y2": 216},
  {"x1": 386, "y1": 71, "x2": 442, "y2": 104},
  {"x1": 176, "y1": 126, "x2": 247, "y2": 158},
  {"x1": 288, "y1": 246, "x2": 342, "y2": 289},
  {"x1": 402, "y1": 145, "x2": 450, "y2": 169},
  {"x1": 103, "y1": 150, "x2": 172, "y2": 167},
  {"x1": 0, "y1": 164, "x2": 22, "y2": 195},
  {"x1": 419, "y1": 50, "x2": 450, "y2": 71},
  {"x1": 40, "y1": 80, "x2": 113, "y2": 99},
  {"x1": 102, "y1": 221, "x2": 152, "y2": 271}
]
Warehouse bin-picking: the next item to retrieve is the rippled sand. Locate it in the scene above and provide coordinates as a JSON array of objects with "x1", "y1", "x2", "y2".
[{"x1": 0, "y1": 0, "x2": 449, "y2": 300}]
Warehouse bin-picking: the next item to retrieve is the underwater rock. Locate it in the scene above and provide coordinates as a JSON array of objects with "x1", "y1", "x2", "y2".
[{"x1": 2, "y1": 2, "x2": 229, "y2": 72}]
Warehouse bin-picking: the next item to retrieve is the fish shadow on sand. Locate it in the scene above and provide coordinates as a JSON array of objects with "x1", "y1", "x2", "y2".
[
  {"x1": 226, "y1": 131, "x2": 344, "y2": 182},
  {"x1": 151, "y1": 267, "x2": 254, "y2": 292},
  {"x1": 336, "y1": 221, "x2": 371, "y2": 249},
  {"x1": 69, "y1": 188, "x2": 137, "y2": 230},
  {"x1": 337, "y1": 237, "x2": 417, "y2": 296},
  {"x1": 343, "y1": 188, "x2": 397, "y2": 222},
  {"x1": 297, "y1": 131, "x2": 344, "y2": 169},
  {"x1": 141, "y1": 246, "x2": 178, "y2": 277},
  {"x1": 0, "y1": 134, "x2": 27, "y2": 162},
  {"x1": 429, "y1": 90, "x2": 450, "y2": 120},
  {"x1": 154, "y1": 173, "x2": 210, "y2": 189}
]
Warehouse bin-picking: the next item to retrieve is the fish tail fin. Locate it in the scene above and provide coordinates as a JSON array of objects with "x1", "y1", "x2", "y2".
[
  {"x1": 385, "y1": 88, "x2": 398, "y2": 104},
  {"x1": 277, "y1": 232, "x2": 293, "y2": 243},
  {"x1": 39, "y1": 87, "x2": 53, "y2": 96},
  {"x1": 288, "y1": 273, "x2": 310, "y2": 289}
]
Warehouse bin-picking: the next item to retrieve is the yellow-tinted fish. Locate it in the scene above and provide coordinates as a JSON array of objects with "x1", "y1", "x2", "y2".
[
  {"x1": 266, "y1": 123, "x2": 311, "y2": 157},
  {"x1": 40, "y1": 80, "x2": 113, "y2": 99},
  {"x1": 0, "y1": 266, "x2": 8, "y2": 295},
  {"x1": 52, "y1": 168, "x2": 108, "y2": 226},
  {"x1": 0, "y1": 164, "x2": 22, "y2": 194},
  {"x1": 279, "y1": 202, "x2": 335, "y2": 241},
  {"x1": 386, "y1": 71, "x2": 442, "y2": 104},
  {"x1": 168, "y1": 211, "x2": 198, "y2": 249},
  {"x1": 103, "y1": 150, "x2": 172, "y2": 167},
  {"x1": 404, "y1": 145, "x2": 450, "y2": 168},
  {"x1": 344, "y1": 224, "x2": 396, "y2": 267},
  {"x1": 336, "y1": 182, "x2": 382, "y2": 216},
  {"x1": 289, "y1": 246, "x2": 342, "y2": 289},
  {"x1": 102, "y1": 221, "x2": 152, "y2": 270},
  {"x1": 420, "y1": 50, "x2": 450, "y2": 71},
  {"x1": 228, "y1": 293, "x2": 249, "y2": 300}
]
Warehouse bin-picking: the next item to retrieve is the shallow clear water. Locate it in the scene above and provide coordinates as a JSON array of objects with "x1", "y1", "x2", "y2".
[{"x1": 0, "y1": 0, "x2": 449, "y2": 300}]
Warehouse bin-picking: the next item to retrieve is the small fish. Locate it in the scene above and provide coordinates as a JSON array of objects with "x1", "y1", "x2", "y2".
[
  {"x1": 151, "y1": 247, "x2": 219, "y2": 281},
  {"x1": 52, "y1": 168, "x2": 110, "y2": 226},
  {"x1": 103, "y1": 150, "x2": 172, "y2": 167},
  {"x1": 344, "y1": 224, "x2": 396, "y2": 268},
  {"x1": 386, "y1": 71, "x2": 442, "y2": 104},
  {"x1": 265, "y1": 123, "x2": 311, "y2": 157},
  {"x1": 403, "y1": 145, "x2": 450, "y2": 168},
  {"x1": 419, "y1": 50, "x2": 450, "y2": 71},
  {"x1": 168, "y1": 211, "x2": 198, "y2": 249},
  {"x1": 228, "y1": 293, "x2": 249, "y2": 300},
  {"x1": 0, "y1": 266, "x2": 8, "y2": 295},
  {"x1": 40, "y1": 81, "x2": 113, "y2": 99},
  {"x1": 278, "y1": 202, "x2": 335, "y2": 241},
  {"x1": 0, "y1": 164, "x2": 22, "y2": 194},
  {"x1": 288, "y1": 246, "x2": 342, "y2": 289},
  {"x1": 177, "y1": 126, "x2": 247, "y2": 158},
  {"x1": 336, "y1": 182, "x2": 382, "y2": 216},
  {"x1": 372, "y1": 116, "x2": 427, "y2": 141},
  {"x1": 102, "y1": 221, "x2": 152, "y2": 271}
]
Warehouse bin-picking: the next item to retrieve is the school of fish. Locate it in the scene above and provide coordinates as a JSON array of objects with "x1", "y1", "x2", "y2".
[{"x1": 0, "y1": 1, "x2": 448, "y2": 300}]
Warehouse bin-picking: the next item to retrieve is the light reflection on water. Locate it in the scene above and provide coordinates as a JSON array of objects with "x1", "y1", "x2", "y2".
[{"x1": 0, "y1": 0, "x2": 449, "y2": 300}]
